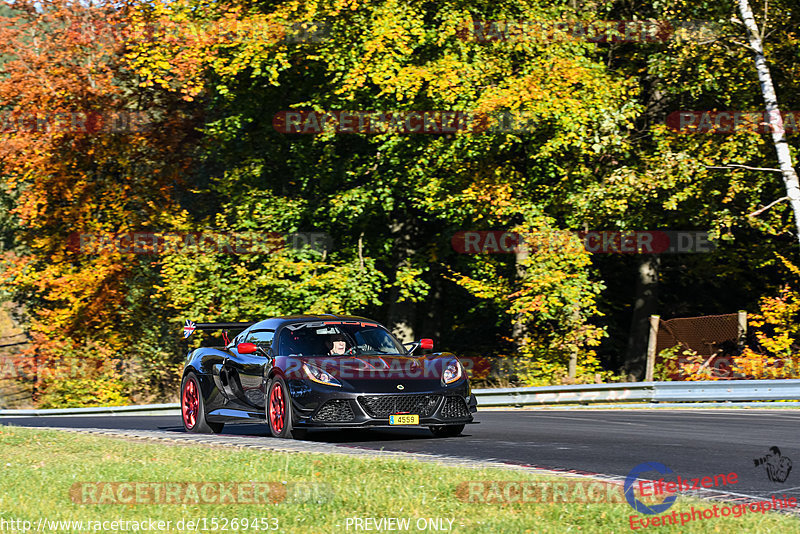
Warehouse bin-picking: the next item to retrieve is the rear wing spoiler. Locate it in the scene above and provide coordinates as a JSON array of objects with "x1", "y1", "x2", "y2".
[{"x1": 183, "y1": 320, "x2": 254, "y2": 340}]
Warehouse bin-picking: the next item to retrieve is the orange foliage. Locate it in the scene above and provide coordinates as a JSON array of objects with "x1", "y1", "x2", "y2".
[{"x1": 0, "y1": 1, "x2": 193, "y2": 401}]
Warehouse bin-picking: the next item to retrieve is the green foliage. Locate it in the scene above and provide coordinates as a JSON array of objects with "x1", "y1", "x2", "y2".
[
  {"x1": 30, "y1": 334, "x2": 131, "y2": 409},
  {"x1": 653, "y1": 345, "x2": 699, "y2": 382},
  {"x1": 37, "y1": 377, "x2": 130, "y2": 409},
  {"x1": 446, "y1": 214, "x2": 609, "y2": 384},
  {"x1": 500, "y1": 345, "x2": 619, "y2": 386}
]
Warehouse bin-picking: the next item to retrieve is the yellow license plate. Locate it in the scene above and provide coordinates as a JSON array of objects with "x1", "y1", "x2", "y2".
[{"x1": 389, "y1": 414, "x2": 419, "y2": 425}]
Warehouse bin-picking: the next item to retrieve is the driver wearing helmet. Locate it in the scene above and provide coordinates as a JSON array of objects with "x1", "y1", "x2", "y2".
[{"x1": 326, "y1": 334, "x2": 348, "y2": 355}]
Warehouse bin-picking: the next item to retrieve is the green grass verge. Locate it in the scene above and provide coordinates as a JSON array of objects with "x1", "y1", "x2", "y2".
[{"x1": 0, "y1": 426, "x2": 798, "y2": 533}]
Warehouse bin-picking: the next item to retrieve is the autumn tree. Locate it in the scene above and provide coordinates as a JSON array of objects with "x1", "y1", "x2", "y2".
[{"x1": 0, "y1": 0, "x2": 197, "y2": 404}]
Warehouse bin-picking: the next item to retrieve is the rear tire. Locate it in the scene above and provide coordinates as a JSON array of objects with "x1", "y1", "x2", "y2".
[
  {"x1": 181, "y1": 372, "x2": 224, "y2": 434},
  {"x1": 429, "y1": 424, "x2": 465, "y2": 438},
  {"x1": 267, "y1": 376, "x2": 295, "y2": 438}
]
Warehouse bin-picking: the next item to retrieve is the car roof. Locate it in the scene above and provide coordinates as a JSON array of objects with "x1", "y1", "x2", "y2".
[{"x1": 247, "y1": 314, "x2": 382, "y2": 331}]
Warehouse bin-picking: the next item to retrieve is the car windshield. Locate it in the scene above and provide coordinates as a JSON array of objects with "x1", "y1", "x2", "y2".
[{"x1": 277, "y1": 321, "x2": 407, "y2": 356}]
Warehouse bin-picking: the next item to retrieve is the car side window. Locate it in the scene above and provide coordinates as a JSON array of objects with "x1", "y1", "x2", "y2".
[
  {"x1": 228, "y1": 332, "x2": 245, "y2": 347},
  {"x1": 229, "y1": 327, "x2": 250, "y2": 349},
  {"x1": 245, "y1": 330, "x2": 275, "y2": 352},
  {"x1": 277, "y1": 328, "x2": 300, "y2": 355}
]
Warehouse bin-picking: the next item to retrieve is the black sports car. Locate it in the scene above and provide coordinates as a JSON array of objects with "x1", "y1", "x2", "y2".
[{"x1": 180, "y1": 315, "x2": 477, "y2": 439}]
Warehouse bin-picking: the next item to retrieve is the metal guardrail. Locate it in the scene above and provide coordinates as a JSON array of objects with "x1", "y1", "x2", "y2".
[
  {"x1": 473, "y1": 382, "x2": 655, "y2": 407},
  {"x1": 0, "y1": 403, "x2": 180, "y2": 417},
  {"x1": 1, "y1": 380, "x2": 799, "y2": 415},
  {"x1": 473, "y1": 379, "x2": 800, "y2": 406},
  {"x1": 652, "y1": 380, "x2": 800, "y2": 403}
]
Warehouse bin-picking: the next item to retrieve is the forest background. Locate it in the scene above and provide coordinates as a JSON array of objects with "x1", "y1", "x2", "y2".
[{"x1": 1, "y1": 0, "x2": 798, "y2": 406}]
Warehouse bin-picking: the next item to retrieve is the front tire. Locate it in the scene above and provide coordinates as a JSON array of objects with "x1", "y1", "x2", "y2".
[
  {"x1": 291, "y1": 428, "x2": 309, "y2": 440},
  {"x1": 267, "y1": 376, "x2": 297, "y2": 438},
  {"x1": 429, "y1": 424, "x2": 465, "y2": 438},
  {"x1": 181, "y1": 372, "x2": 224, "y2": 434}
]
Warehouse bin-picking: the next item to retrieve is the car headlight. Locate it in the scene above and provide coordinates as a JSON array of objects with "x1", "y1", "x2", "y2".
[
  {"x1": 302, "y1": 363, "x2": 342, "y2": 387},
  {"x1": 442, "y1": 359, "x2": 463, "y2": 385}
]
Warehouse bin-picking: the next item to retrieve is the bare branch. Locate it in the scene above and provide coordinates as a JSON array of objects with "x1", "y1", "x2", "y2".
[
  {"x1": 727, "y1": 38, "x2": 755, "y2": 50},
  {"x1": 748, "y1": 196, "x2": 789, "y2": 217},
  {"x1": 705, "y1": 164, "x2": 783, "y2": 173}
]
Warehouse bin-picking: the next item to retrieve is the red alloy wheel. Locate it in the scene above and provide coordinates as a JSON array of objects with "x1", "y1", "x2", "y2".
[
  {"x1": 182, "y1": 377, "x2": 199, "y2": 429},
  {"x1": 269, "y1": 384, "x2": 285, "y2": 433}
]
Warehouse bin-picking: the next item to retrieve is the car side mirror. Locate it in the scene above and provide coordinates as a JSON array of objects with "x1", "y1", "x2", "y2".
[
  {"x1": 420, "y1": 338, "x2": 433, "y2": 350},
  {"x1": 237, "y1": 342, "x2": 257, "y2": 354}
]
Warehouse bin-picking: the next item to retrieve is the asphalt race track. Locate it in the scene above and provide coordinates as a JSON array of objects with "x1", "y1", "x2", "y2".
[{"x1": 2, "y1": 409, "x2": 799, "y2": 502}]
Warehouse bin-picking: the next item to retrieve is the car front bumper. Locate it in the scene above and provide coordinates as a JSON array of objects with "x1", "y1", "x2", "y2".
[{"x1": 287, "y1": 378, "x2": 477, "y2": 428}]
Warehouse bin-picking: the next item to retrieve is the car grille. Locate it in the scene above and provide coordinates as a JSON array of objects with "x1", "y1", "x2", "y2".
[
  {"x1": 313, "y1": 400, "x2": 355, "y2": 422},
  {"x1": 440, "y1": 396, "x2": 470, "y2": 419},
  {"x1": 358, "y1": 394, "x2": 441, "y2": 418}
]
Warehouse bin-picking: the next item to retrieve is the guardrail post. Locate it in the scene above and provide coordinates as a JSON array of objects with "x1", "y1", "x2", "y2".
[
  {"x1": 645, "y1": 315, "x2": 660, "y2": 381},
  {"x1": 737, "y1": 310, "x2": 747, "y2": 351}
]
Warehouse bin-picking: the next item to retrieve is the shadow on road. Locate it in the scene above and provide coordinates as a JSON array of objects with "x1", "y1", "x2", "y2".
[{"x1": 178, "y1": 422, "x2": 471, "y2": 443}]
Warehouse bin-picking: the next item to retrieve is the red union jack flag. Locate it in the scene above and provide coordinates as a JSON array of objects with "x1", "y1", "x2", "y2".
[{"x1": 183, "y1": 320, "x2": 197, "y2": 339}]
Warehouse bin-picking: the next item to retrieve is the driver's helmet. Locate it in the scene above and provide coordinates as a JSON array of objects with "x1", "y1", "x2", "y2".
[{"x1": 325, "y1": 333, "x2": 347, "y2": 351}]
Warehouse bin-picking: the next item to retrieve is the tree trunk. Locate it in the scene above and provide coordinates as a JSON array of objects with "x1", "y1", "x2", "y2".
[
  {"x1": 737, "y1": 0, "x2": 800, "y2": 242},
  {"x1": 625, "y1": 255, "x2": 660, "y2": 380},
  {"x1": 386, "y1": 284, "x2": 415, "y2": 343},
  {"x1": 510, "y1": 237, "x2": 530, "y2": 348},
  {"x1": 385, "y1": 218, "x2": 416, "y2": 343}
]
